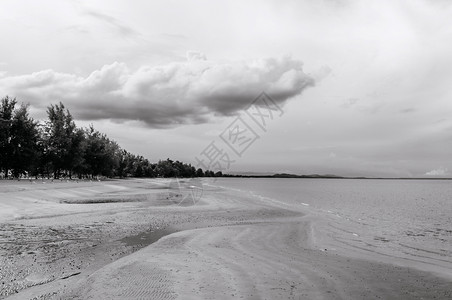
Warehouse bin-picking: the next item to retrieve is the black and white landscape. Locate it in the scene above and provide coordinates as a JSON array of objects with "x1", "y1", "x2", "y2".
[{"x1": 0, "y1": 1, "x2": 451, "y2": 299}]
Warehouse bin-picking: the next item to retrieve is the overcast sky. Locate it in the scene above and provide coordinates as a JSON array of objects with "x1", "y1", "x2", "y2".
[{"x1": 1, "y1": 0, "x2": 451, "y2": 177}]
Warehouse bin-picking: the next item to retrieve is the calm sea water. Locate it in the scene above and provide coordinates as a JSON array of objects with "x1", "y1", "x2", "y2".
[{"x1": 209, "y1": 178, "x2": 452, "y2": 272}]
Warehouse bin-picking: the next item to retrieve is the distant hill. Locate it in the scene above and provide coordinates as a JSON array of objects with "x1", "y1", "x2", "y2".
[
  {"x1": 222, "y1": 173, "x2": 346, "y2": 179},
  {"x1": 272, "y1": 173, "x2": 344, "y2": 178},
  {"x1": 222, "y1": 173, "x2": 452, "y2": 180}
]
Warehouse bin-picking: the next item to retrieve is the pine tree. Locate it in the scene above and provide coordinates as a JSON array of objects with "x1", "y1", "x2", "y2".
[
  {"x1": 45, "y1": 102, "x2": 77, "y2": 178},
  {"x1": 0, "y1": 96, "x2": 17, "y2": 178},
  {"x1": 10, "y1": 104, "x2": 39, "y2": 177}
]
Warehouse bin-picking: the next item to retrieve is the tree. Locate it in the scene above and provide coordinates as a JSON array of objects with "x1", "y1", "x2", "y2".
[
  {"x1": 83, "y1": 125, "x2": 120, "y2": 178},
  {"x1": 143, "y1": 161, "x2": 156, "y2": 177},
  {"x1": 45, "y1": 102, "x2": 77, "y2": 178},
  {"x1": 204, "y1": 170, "x2": 215, "y2": 177},
  {"x1": 1, "y1": 96, "x2": 207, "y2": 180},
  {"x1": 0, "y1": 96, "x2": 17, "y2": 178},
  {"x1": 9, "y1": 104, "x2": 39, "y2": 177},
  {"x1": 154, "y1": 159, "x2": 168, "y2": 177},
  {"x1": 116, "y1": 149, "x2": 129, "y2": 178},
  {"x1": 67, "y1": 128, "x2": 87, "y2": 178},
  {"x1": 196, "y1": 168, "x2": 204, "y2": 177}
]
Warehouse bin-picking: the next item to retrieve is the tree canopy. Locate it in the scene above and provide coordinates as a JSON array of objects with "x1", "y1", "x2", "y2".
[{"x1": 0, "y1": 96, "x2": 220, "y2": 179}]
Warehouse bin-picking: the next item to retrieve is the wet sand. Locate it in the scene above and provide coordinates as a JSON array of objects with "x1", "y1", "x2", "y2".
[{"x1": 1, "y1": 179, "x2": 451, "y2": 299}]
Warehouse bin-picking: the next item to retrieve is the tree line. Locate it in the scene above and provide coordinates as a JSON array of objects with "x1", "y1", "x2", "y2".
[{"x1": 0, "y1": 96, "x2": 221, "y2": 179}]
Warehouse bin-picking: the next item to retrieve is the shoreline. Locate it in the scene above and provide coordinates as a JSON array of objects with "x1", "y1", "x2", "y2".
[{"x1": 1, "y1": 179, "x2": 451, "y2": 299}]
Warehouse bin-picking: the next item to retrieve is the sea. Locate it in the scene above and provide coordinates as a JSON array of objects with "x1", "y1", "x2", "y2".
[{"x1": 209, "y1": 178, "x2": 452, "y2": 276}]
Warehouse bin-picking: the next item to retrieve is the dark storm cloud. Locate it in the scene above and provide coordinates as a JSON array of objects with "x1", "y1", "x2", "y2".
[{"x1": 0, "y1": 55, "x2": 314, "y2": 127}]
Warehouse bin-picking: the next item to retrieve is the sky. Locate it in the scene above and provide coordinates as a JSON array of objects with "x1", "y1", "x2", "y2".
[{"x1": 1, "y1": 0, "x2": 451, "y2": 177}]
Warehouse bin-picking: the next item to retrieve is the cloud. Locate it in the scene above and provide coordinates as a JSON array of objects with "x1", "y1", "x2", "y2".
[
  {"x1": 83, "y1": 9, "x2": 139, "y2": 38},
  {"x1": 341, "y1": 98, "x2": 359, "y2": 109},
  {"x1": 425, "y1": 167, "x2": 449, "y2": 176},
  {"x1": 0, "y1": 55, "x2": 314, "y2": 127},
  {"x1": 310, "y1": 65, "x2": 332, "y2": 82},
  {"x1": 399, "y1": 108, "x2": 416, "y2": 114},
  {"x1": 186, "y1": 51, "x2": 207, "y2": 61}
]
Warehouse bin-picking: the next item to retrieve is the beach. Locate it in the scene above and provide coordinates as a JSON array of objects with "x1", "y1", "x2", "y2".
[{"x1": 1, "y1": 178, "x2": 451, "y2": 299}]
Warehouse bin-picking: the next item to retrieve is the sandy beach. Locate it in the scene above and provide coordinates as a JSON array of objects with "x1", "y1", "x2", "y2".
[{"x1": 1, "y1": 178, "x2": 451, "y2": 299}]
